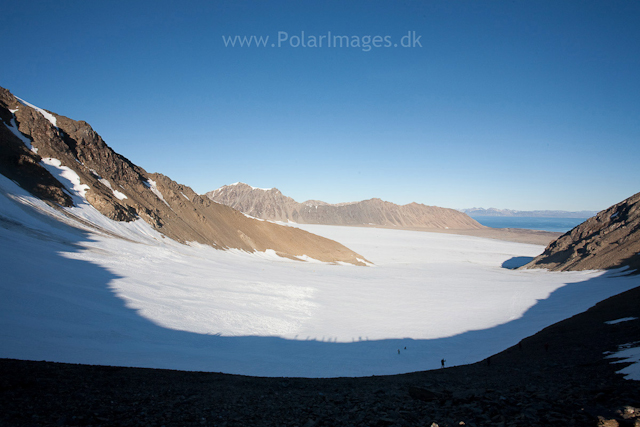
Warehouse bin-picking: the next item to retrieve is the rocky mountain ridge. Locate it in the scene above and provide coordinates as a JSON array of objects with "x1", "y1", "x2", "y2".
[
  {"x1": 207, "y1": 182, "x2": 484, "y2": 229},
  {"x1": 0, "y1": 87, "x2": 367, "y2": 265},
  {"x1": 523, "y1": 191, "x2": 640, "y2": 272}
]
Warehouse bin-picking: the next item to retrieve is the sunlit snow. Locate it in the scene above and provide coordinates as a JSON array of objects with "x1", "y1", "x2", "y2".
[
  {"x1": 0, "y1": 174, "x2": 638, "y2": 377},
  {"x1": 98, "y1": 178, "x2": 128, "y2": 200},
  {"x1": 2, "y1": 112, "x2": 37, "y2": 153},
  {"x1": 144, "y1": 179, "x2": 170, "y2": 207},
  {"x1": 228, "y1": 182, "x2": 273, "y2": 191},
  {"x1": 16, "y1": 96, "x2": 58, "y2": 128},
  {"x1": 40, "y1": 158, "x2": 90, "y2": 201},
  {"x1": 242, "y1": 212, "x2": 265, "y2": 221}
]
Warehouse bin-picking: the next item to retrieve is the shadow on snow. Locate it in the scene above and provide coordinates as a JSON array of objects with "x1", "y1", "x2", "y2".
[
  {"x1": 501, "y1": 256, "x2": 535, "y2": 269},
  {"x1": 1, "y1": 200, "x2": 638, "y2": 378}
]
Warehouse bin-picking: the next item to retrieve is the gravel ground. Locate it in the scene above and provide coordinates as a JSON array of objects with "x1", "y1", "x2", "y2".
[{"x1": 2, "y1": 285, "x2": 639, "y2": 427}]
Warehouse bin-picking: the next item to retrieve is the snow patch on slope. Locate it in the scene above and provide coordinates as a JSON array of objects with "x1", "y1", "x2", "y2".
[
  {"x1": 144, "y1": 179, "x2": 170, "y2": 207},
  {"x1": 295, "y1": 254, "x2": 324, "y2": 263},
  {"x1": 357, "y1": 257, "x2": 374, "y2": 267},
  {"x1": 229, "y1": 182, "x2": 274, "y2": 191},
  {"x1": 605, "y1": 317, "x2": 638, "y2": 325},
  {"x1": 242, "y1": 212, "x2": 264, "y2": 221},
  {"x1": 99, "y1": 178, "x2": 127, "y2": 200},
  {"x1": 2, "y1": 112, "x2": 37, "y2": 153},
  {"x1": 26, "y1": 160, "x2": 159, "y2": 243},
  {"x1": 607, "y1": 341, "x2": 640, "y2": 380},
  {"x1": 0, "y1": 172, "x2": 163, "y2": 244},
  {"x1": 40, "y1": 158, "x2": 89, "y2": 202},
  {"x1": 16, "y1": 96, "x2": 58, "y2": 128},
  {"x1": 89, "y1": 169, "x2": 128, "y2": 200}
]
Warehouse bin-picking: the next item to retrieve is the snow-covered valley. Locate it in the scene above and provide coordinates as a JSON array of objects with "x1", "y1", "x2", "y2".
[{"x1": 1, "y1": 174, "x2": 638, "y2": 377}]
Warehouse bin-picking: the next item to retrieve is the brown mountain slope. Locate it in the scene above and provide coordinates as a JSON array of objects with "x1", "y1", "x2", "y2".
[
  {"x1": 522, "y1": 191, "x2": 640, "y2": 272},
  {"x1": 207, "y1": 182, "x2": 484, "y2": 229},
  {"x1": 0, "y1": 87, "x2": 368, "y2": 265}
]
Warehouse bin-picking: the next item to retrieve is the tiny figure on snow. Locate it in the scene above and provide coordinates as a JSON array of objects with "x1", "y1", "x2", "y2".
[{"x1": 441, "y1": 358, "x2": 445, "y2": 368}]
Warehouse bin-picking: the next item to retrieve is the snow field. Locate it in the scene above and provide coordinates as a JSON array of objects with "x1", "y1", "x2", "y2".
[{"x1": 1, "y1": 174, "x2": 639, "y2": 377}]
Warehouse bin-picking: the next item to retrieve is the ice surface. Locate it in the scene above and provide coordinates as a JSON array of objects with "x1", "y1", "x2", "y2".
[
  {"x1": 16, "y1": 96, "x2": 58, "y2": 128},
  {"x1": 1, "y1": 175, "x2": 639, "y2": 377}
]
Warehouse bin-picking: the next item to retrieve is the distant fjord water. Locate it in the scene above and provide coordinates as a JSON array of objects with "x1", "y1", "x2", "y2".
[{"x1": 470, "y1": 216, "x2": 589, "y2": 233}]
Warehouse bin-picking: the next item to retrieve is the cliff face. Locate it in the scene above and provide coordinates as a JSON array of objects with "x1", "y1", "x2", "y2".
[
  {"x1": 207, "y1": 183, "x2": 484, "y2": 230},
  {"x1": 0, "y1": 87, "x2": 368, "y2": 265},
  {"x1": 522, "y1": 192, "x2": 640, "y2": 272}
]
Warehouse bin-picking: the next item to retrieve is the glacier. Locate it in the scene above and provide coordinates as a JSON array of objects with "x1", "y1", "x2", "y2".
[{"x1": 0, "y1": 173, "x2": 638, "y2": 377}]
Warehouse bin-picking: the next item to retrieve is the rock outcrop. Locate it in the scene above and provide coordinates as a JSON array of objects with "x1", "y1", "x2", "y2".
[
  {"x1": 207, "y1": 183, "x2": 484, "y2": 229},
  {"x1": 522, "y1": 192, "x2": 640, "y2": 272},
  {"x1": 0, "y1": 86, "x2": 368, "y2": 265}
]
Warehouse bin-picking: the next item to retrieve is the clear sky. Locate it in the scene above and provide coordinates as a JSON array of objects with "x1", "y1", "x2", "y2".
[{"x1": 2, "y1": 0, "x2": 639, "y2": 211}]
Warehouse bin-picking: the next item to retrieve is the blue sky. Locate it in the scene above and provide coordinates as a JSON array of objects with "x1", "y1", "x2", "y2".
[{"x1": 2, "y1": 1, "x2": 639, "y2": 211}]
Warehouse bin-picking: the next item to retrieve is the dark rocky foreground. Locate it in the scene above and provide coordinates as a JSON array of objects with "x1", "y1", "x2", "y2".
[{"x1": 2, "y1": 286, "x2": 640, "y2": 427}]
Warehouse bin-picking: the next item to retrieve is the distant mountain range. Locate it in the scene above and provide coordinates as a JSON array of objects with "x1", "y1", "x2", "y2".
[
  {"x1": 460, "y1": 208, "x2": 598, "y2": 218},
  {"x1": 207, "y1": 183, "x2": 484, "y2": 230},
  {"x1": 0, "y1": 86, "x2": 367, "y2": 265},
  {"x1": 4, "y1": 84, "x2": 636, "y2": 274}
]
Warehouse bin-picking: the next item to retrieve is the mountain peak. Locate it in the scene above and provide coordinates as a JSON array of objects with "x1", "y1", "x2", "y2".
[
  {"x1": 228, "y1": 182, "x2": 276, "y2": 191},
  {"x1": 207, "y1": 186, "x2": 483, "y2": 229},
  {"x1": 0, "y1": 86, "x2": 369, "y2": 266},
  {"x1": 522, "y1": 191, "x2": 640, "y2": 272}
]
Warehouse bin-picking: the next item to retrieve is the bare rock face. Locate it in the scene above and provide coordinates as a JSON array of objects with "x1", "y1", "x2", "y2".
[
  {"x1": 207, "y1": 183, "x2": 484, "y2": 229},
  {"x1": 522, "y1": 192, "x2": 640, "y2": 272},
  {"x1": 0, "y1": 93, "x2": 73, "y2": 207},
  {"x1": 0, "y1": 86, "x2": 368, "y2": 265}
]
